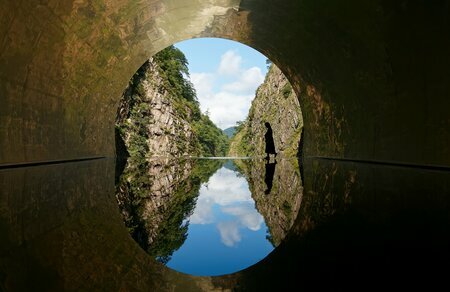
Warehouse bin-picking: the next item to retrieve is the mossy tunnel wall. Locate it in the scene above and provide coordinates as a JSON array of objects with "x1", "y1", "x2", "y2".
[
  {"x1": 1, "y1": 0, "x2": 449, "y2": 167},
  {"x1": 1, "y1": 0, "x2": 449, "y2": 290}
]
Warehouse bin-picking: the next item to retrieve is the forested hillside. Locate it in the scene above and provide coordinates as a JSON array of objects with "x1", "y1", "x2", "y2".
[{"x1": 116, "y1": 46, "x2": 229, "y2": 159}]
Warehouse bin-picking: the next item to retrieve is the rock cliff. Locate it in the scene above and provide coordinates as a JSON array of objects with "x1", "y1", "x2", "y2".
[
  {"x1": 114, "y1": 46, "x2": 230, "y2": 262},
  {"x1": 229, "y1": 64, "x2": 303, "y2": 157},
  {"x1": 115, "y1": 57, "x2": 197, "y2": 157},
  {"x1": 116, "y1": 46, "x2": 228, "y2": 159}
]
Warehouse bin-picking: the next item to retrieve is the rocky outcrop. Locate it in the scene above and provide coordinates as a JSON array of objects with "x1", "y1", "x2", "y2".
[
  {"x1": 116, "y1": 57, "x2": 199, "y2": 158},
  {"x1": 116, "y1": 46, "x2": 229, "y2": 159},
  {"x1": 229, "y1": 64, "x2": 303, "y2": 157}
]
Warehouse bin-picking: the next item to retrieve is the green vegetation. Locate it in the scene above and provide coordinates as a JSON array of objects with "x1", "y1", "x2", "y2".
[
  {"x1": 154, "y1": 46, "x2": 230, "y2": 157},
  {"x1": 115, "y1": 158, "x2": 224, "y2": 264},
  {"x1": 115, "y1": 61, "x2": 151, "y2": 159},
  {"x1": 114, "y1": 45, "x2": 231, "y2": 263},
  {"x1": 282, "y1": 82, "x2": 292, "y2": 98},
  {"x1": 228, "y1": 121, "x2": 255, "y2": 157},
  {"x1": 223, "y1": 127, "x2": 236, "y2": 139},
  {"x1": 116, "y1": 45, "x2": 229, "y2": 158},
  {"x1": 192, "y1": 114, "x2": 229, "y2": 157},
  {"x1": 153, "y1": 45, "x2": 197, "y2": 104}
]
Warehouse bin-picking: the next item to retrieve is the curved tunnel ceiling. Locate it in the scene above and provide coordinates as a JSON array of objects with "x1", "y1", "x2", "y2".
[
  {"x1": 1, "y1": 0, "x2": 449, "y2": 167},
  {"x1": 0, "y1": 0, "x2": 449, "y2": 290}
]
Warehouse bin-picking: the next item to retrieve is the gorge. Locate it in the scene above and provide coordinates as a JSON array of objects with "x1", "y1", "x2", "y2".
[
  {"x1": 1, "y1": 1, "x2": 449, "y2": 290},
  {"x1": 114, "y1": 41, "x2": 305, "y2": 275}
]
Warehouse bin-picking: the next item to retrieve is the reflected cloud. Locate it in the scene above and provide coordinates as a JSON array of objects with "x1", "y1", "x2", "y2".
[
  {"x1": 217, "y1": 221, "x2": 241, "y2": 247},
  {"x1": 189, "y1": 167, "x2": 251, "y2": 225},
  {"x1": 221, "y1": 205, "x2": 264, "y2": 231},
  {"x1": 189, "y1": 197, "x2": 215, "y2": 224},
  {"x1": 202, "y1": 168, "x2": 252, "y2": 205},
  {"x1": 188, "y1": 165, "x2": 266, "y2": 248}
]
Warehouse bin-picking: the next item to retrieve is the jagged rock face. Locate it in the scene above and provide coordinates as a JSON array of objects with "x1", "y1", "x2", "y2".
[
  {"x1": 144, "y1": 66, "x2": 196, "y2": 156},
  {"x1": 234, "y1": 158, "x2": 303, "y2": 246},
  {"x1": 229, "y1": 65, "x2": 303, "y2": 157},
  {"x1": 116, "y1": 58, "x2": 198, "y2": 158}
]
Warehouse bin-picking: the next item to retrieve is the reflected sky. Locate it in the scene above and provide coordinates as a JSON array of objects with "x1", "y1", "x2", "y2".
[{"x1": 166, "y1": 163, "x2": 274, "y2": 276}]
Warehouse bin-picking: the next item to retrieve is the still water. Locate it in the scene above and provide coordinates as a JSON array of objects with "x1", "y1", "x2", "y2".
[
  {"x1": 167, "y1": 163, "x2": 272, "y2": 275},
  {"x1": 1, "y1": 157, "x2": 449, "y2": 290},
  {"x1": 115, "y1": 158, "x2": 302, "y2": 276}
]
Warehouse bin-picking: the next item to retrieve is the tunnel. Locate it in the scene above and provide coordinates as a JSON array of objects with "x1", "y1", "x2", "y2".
[{"x1": 1, "y1": 0, "x2": 449, "y2": 291}]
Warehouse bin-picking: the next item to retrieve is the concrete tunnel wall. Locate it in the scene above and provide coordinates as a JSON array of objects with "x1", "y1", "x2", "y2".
[{"x1": 1, "y1": 0, "x2": 449, "y2": 167}]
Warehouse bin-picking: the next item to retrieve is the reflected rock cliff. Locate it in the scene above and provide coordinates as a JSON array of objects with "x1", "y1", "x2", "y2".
[
  {"x1": 115, "y1": 157, "x2": 223, "y2": 263},
  {"x1": 115, "y1": 157, "x2": 304, "y2": 273},
  {"x1": 233, "y1": 158, "x2": 303, "y2": 246}
]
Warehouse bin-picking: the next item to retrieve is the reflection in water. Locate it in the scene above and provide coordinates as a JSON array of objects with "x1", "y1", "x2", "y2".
[
  {"x1": 115, "y1": 158, "x2": 303, "y2": 275},
  {"x1": 167, "y1": 164, "x2": 272, "y2": 276},
  {"x1": 264, "y1": 160, "x2": 276, "y2": 194},
  {"x1": 235, "y1": 158, "x2": 303, "y2": 246},
  {"x1": 0, "y1": 158, "x2": 449, "y2": 290},
  {"x1": 115, "y1": 157, "x2": 224, "y2": 263}
]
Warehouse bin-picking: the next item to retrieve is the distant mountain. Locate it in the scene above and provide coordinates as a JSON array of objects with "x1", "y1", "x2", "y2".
[{"x1": 223, "y1": 127, "x2": 236, "y2": 138}]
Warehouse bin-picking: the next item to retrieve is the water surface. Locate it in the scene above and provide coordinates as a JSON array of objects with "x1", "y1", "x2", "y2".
[
  {"x1": 1, "y1": 157, "x2": 449, "y2": 290},
  {"x1": 115, "y1": 157, "x2": 303, "y2": 276},
  {"x1": 167, "y1": 163, "x2": 273, "y2": 276}
]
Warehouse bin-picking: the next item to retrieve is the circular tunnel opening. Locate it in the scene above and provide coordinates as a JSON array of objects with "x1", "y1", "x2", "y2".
[
  {"x1": 114, "y1": 38, "x2": 305, "y2": 276},
  {"x1": 1, "y1": 1, "x2": 449, "y2": 290}
]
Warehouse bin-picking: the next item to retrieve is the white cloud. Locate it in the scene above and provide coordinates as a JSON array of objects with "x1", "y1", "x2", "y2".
[
  {"x1": 222, "y1": 67, "x2": 264, "y2": 94},
  {"x1": 190, "y1": 73, "x2": 214, "y2": 99},
  {"x1": 218, "y1": 50, "x2": 242, "y2": 76},
  {"x1": 189, "y1": 51, "x2": 265, "y2": 129},
  {"x1": 206, "y1": 92, "x2": 254, "y2": 130},
  {"x1": 217, "y1": 221, "x2": 241, "y2": 247}
]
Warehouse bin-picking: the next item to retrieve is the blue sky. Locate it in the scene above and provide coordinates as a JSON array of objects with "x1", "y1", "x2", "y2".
[{"x1": 175, "y1": 38, "x2": 268, "y2": 129}]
